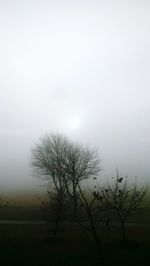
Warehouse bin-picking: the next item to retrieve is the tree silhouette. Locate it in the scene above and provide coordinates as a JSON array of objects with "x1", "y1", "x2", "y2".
[
  {"x1": 32, "y1": 133, "x2": 69, "y2": 238},
  {"x1": 32, "y1": 133, "x2": 101, "y2": 236},
  {"x1": 94, "y1": 172, "x2": 146, "y2": 243}
]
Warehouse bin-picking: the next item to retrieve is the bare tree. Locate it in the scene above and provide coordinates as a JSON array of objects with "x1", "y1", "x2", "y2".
[
  {"x1": 32, "y1": 133, "x2": 69, "y2": 239},
  {"x1": 32, "y1": 132, "x2": 101, "y2": 218},
  {"x1": 64, "y1": 143, "x2": 101, "y2": 219},
  {"x1": 32, "y1": 133, "x2": 101, "y2": 235},
  {"x1": 76, "y1": 183, "x2": 106, "y2": 265},
  {"x1": 94, "y1": 172, "x2": 147, "y2": 243}
]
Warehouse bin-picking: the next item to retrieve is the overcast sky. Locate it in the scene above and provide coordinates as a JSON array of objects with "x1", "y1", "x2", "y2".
[{"x1": 0, "y1": 0, "x2": 150, "y2": 193}]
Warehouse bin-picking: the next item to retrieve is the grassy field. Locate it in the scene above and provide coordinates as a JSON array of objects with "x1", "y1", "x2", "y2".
[
  {"x1": 0, "y1": 205, "x2": 43, "y2": 220},
  {"x1": 1, "y1": 205, "x2": 150, "y2": 222},
  {"x1": 0, "y1": 222, "x2": 150, "y2": 266}
]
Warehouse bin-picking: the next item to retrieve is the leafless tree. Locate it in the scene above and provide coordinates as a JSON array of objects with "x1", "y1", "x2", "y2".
[
  {"x1": 32, "y1": 133, "x2": 69, "y2": 238},
  {"x1": 64, "y1": 143, "x2": 101, "y2": 219},
  {"x1": 32, "y1": 133, "x2": 101, "y2": 235},
  {"x1": 76, "y1": 183, "x2": 106, "y2": 265},
  {"x1": 94, "y1": 172, "x2": 147, "y2": 243}
]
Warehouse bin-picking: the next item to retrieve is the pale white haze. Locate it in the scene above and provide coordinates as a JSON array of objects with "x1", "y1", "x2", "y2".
[{"x1": 0, "y1": 0, "x2": 150, "y2": 194}]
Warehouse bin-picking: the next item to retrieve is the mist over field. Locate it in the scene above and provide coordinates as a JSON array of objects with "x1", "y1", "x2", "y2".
[
  {"x1": 0, "y1": 3, "x2": 150, "y2": 266},
  {"x1": 0, "y1": 0, "x2": 150, "y2": 198}
]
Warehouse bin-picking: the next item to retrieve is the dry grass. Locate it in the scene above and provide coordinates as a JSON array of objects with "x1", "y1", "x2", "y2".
[{"x1": 0, "y1": 223, "x2": 150, "y2": 266}]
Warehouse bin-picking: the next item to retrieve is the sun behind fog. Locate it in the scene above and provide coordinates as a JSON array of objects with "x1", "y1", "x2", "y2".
[{"x1": 66, "y1": 116, "x2": 82, "y2": 131}]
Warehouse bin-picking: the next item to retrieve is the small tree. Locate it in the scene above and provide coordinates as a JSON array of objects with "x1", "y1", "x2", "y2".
[
  {"x1": 76, "y1": 182, "x2": 107, "y2": 265},
  {"x1": 64, "y1": 143, "x2": 101, "y2": 219},
  {"x1": 32, "y1": 133, "x2": 69, "y2": 239},
  {"x1": 94, "y1": 172, "x2": 147, "y2": 243},
  {"x1": 32, "y1": 133, "x2": 101, "y2": 235}
]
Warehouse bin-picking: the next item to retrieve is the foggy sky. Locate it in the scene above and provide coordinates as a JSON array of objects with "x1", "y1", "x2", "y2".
[{"x1": 0, "y1": 0, "x2": 150, "y2": 193}]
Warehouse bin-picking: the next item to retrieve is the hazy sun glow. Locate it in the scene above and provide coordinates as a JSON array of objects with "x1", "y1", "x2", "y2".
[{"x1": 66, "y1": 116, "x2": 82, "y2": 131}]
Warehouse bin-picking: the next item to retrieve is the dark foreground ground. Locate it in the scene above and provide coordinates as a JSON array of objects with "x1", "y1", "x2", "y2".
[{"x1": 0, "y1": 222, "x2": 150, "y2": 266}]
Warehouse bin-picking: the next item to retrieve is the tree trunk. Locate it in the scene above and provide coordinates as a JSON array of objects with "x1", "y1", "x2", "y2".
[
  {"x1": 87, "y1": 209, "x2": 105, "y2": 265},
  {"x1": 121, "y1": 221, "x2": 126, "y2": 244},
  {"x1": 73, "y1": 194, "x2": 78, "y2": 219},
  {"x1": 54, "y1": 201, "x2": 62, "y2": 239}
]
